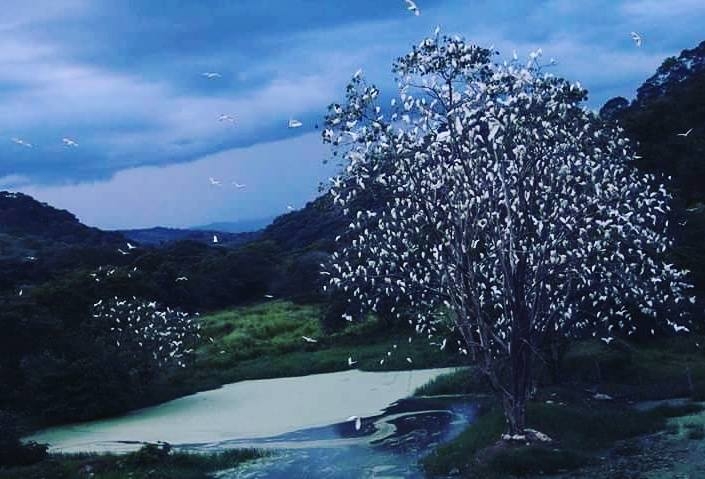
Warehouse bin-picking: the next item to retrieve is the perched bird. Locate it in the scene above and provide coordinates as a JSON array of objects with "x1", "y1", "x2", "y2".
[
  {"x1": 630, "y1": 31, "x2": 642, "y2": 47},
  {"x1": 288, "y1": 118, "x2": 303, "y2": 128},
  {"x1": 348, "y1": 416, "x2": 362, "y2": 431},
  {"x1": 218, "y1": 114, "x2": 235, "y2": 123},
  {"x1": 353, "y1": 68, "x2": 363, "y2": 80},
  {"x1": 18, "y1": 289, "x2": 23, "y2": 296},
  {"x1": 348, "y1": 356, "x2": 358, "y2": 367},
  {"x1": 62, "y1": 138, "x2": 79, "y2": 147},
  {"x1": 302, "y1": 335, "x2": 318, "y2": 343},
  {"x1": 676, "y1": 128, "x2": 693, "y2": 137},
  {"x1": 406, "y1": 357, "x2": 413, "y2": 364},
  {"x1": 11, "y1": 137, "x2": 32, "y2": 148},
  {"x1": 212, "y1": 234, "x2": 219, "y2": 244},
  {"x1": 405, "y1": 0, "x2": 420, "y2": 16},
  {"x1": 202, "y1": 72, "x2": 222, "y2": 79},
  {"x1": 175, "y1": 276, "x2": 188, "y2": 282}
]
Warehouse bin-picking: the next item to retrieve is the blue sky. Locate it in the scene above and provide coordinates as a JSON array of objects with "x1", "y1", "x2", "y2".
[{"x1": 2, "y1": 0, "x2": 704, "y2": 229}]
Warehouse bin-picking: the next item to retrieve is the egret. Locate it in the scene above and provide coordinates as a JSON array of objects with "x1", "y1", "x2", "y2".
[
  {"x1": 233, "y1": 182, "x2": 246, "y2": 188},
  {"x1": 218, "y1": 114, "x2": 235, "y2": 123},
  {"x1": 175, "y1": 276, "x2": 188, "y2": 282},
  {"x1": 212, "y1": 234, "x2": 219, "y2": 244},
  {"x1": 11, "y1": 137, "x2": 32, "y2": 148},
  {"x1": 288, "y1": 118, "x2": 303, "y2": 128},
  {"x1": 347, "y1": 416, "x2": 362, "y2": 431},
  {"x1": 62, "y1": 138, "x2": 79, "y2": 147},
  {"x1": 676, "y1": 128, "x2": 693, "y2": 137},
  {"x1": 209, "y1": 177, "x2": 222, "y2": 186},
  {"x1": 302, "y1": 336, "x2": 318, "y2": 343},
  {"x1": 348, "y1": 356, "x2": 357, "y2": 366},
  {"x1": 126, "y1": 242, "x2": 137, "y2": 250},
  {"x1": 405, "y1": 0, "x2": 420, "y2": 16},
  {"x1": 202, "y1": 72, "x2": 221, "y2": 79},
  {"x1": 629, "y1": 32, "x2": 642, "y2": 47}
]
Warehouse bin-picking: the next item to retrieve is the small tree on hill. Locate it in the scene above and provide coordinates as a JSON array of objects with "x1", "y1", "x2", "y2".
[{"x1": 322, "y1": 35, "x2": 694, "y2": 437}]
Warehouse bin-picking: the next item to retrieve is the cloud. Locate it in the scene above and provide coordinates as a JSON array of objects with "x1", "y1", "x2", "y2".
[{"x1": 18, "y1": 133, "x2": 336, "y2": 230}]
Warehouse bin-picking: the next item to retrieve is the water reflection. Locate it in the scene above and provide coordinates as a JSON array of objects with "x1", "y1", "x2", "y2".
[{"x1": 206, "y1": 397, "x2": 479, "y2": 479}]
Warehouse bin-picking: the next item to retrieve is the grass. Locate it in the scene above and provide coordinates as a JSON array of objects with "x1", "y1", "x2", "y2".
[
  {"x1": 422, "y1": 401, "x2": 704, "y2": 478},
  {"x1": 413, "y1": 368, "x2": 488, "y2": 396},
  {"x1": 0, "y1": 444, "x2": 266, "y2": 479},
  {"x1": 159, "y1": 301, "x2": 465, "y2": 401}
]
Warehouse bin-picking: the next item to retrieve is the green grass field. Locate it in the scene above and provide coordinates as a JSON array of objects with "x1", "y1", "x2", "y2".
[{"x1": 161, "y1": 301, "x2": 466, "y2": 398}]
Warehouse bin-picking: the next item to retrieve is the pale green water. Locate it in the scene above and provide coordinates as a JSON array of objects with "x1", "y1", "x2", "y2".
[{"x1": 26, "y1": 368, "x2": 458, "y2": 453}]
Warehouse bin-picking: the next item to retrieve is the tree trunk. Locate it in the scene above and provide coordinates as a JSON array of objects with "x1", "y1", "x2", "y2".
[
  {"x1": 503, "y1": 394, "x2": 527, "y2": 436},
  {"x1": 505, "y1": 306, "x2": 532, "y2": 436}
]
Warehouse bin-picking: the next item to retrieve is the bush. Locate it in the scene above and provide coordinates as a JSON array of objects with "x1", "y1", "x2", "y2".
[{"x1": 0, "y1": 411, "x2": 47, "y2": 467}]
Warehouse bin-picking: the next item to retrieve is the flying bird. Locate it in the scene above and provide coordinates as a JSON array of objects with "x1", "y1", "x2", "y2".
[
  {"x1": 117, "y1": 248, "x2": 130, "y2": 255},
  {"x1": 175, "y1": 276, "x2": 188, "y2": 282},
  {"x1": 202, "y1": 72, "x2": 221, "y2": 79},
  {"x1": 126, "y1": 242, "x2": 137, "y2": 250},
  {"x1": 630, "y1": 31, "x2": 642, "y2": 47},
  {"x1": 287, "y1": 205, "x2": 295, "y2": 211},
  {"x1": 676, "y1": 128, "x2": 693, "y2": 137},
  {"x1": 218, "y1": 114, "x2": 235, "y2": 123},
  {"x1": 11, "y1": 137, "x2": 32, "y2": 148},
  {"x1": 62, "y1": 138, "x2": 78, "y2": 147},
  {"x1": 209, "y1": 177, "x2": 222, "y2": 186},
  {"x1": 600, "y1": 337, "x2": 614, "y2": 344},
  {"x1": 348, "y1": 356, "x2": 357, "y2": 367},
  {"x1": 302, "y1": 336, "x2": 318, "y2": 343},
  {"x1": 18, "y1": 289, "x2": 23, "y2": 296},
  {"x1": 288, "y1": 118, "x2": 303, "y2": 128},
  {"x1": 264, "y1": 294, "x2": 274, "y2": 299},
  {"x1": 405, "y1": 0, "x2": 420, "y2": 16},
  {"x1": 232, "y1": 182, "x2": 246, "y2": 188}
]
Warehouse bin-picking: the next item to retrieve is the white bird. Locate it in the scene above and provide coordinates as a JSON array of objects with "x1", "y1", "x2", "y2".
[
  {"x1": 676, "y1": 128, "x2": 693, "y2": 137},
  {"x1": 218, "y1": 114, "x2": 235, "y2": 123},
  {"x1": 288, "y1": 118, "x2": 303, "y2": 128},
  {"x1": 264, "y1": 294, "x2": 274, "y2": 299},
  {"x1": 233, "y1": 182, "x2": 246, "y2": 188},
  {"x1": 94, "y1": 299, "x2": 103, "y2": 307},
  {"x1": 440, "y1": 338, "x2": 447, "y2": 351},
  {"x1": 287, "y1": 205, "x2": 295, "y2": 211},
  {"x1": 405, "y1": 0, "x2": 420, "y2": 16},
  {"x1": 175, "y1": 276, "x2": 188, "y2": 282},
  {"x1": 126, "y1": 242, "x2": 137, "y2": 250},
  {"x1": 209, "y1": 177, "x2": 222, "y2": 186},
  {"x1": 18, "y1": 289, "x2": 23, "y2": 296},
  {"x1": 353, "y1": 68, "x2": 363, "y2": 79},
  {"x1": 601, "y1": 337, "x2": 614, "y2": 344},
  {"x1": 630, "y1": 31, "x2": 642, "y2": 47},
  {"x1": 25, "y1": 256, "x2": 36, "y2": 261},
  {"x1": 117, "y1": 248, "x2": 129, "y2": 255},
  {"x1": 347, "y1": 416, "x2": 362, "y2": 431},
  {"x1": 212, "y1": 234, "x2": 219, "y2": 244},
  {"x1": 11, "y1": 137, "x2": 32, "y2": 148},
  {"x1": 62, "y1": 138, "x2": 78, "y2": 147},
  {"x1": 202, "y1": 72, "x2": 221, "y2": 79},
  {"x1": 434, "y1": 25, "x2": 441, "y2": 37},
  {"x1": 302, "y1": 336, "x2": 318, "y2": 343},
  {"x1": 673, "y1": 324, "x2": 690, "y2": 333},
  {"x1": 348, "y1": 356, "x2": 357, "y2": 367},
  {"x1": 406, "y1": 357, "x2": 413, "y2": 364}
]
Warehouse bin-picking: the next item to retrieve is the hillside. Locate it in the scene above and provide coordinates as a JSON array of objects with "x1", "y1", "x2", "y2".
[{"x1": 119, "y1": 226, "x2": 259, "y2": 247}]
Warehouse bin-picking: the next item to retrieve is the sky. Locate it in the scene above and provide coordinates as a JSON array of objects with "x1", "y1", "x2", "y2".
[{"x1": 1, "y1": 0, "x2": 704, "y2": 230}]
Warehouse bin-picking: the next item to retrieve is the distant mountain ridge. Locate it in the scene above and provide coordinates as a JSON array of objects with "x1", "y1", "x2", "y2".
[
  {"x1": 118, "y1": 226, "x2": 259, "y2": 247},
  {"x1": 194, "y1": 217, "x2": 275, "y2": 233}
]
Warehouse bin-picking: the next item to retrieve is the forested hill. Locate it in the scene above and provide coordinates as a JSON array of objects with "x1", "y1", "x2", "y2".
[
  {"x1": 599, "y1": 40, "x2": 705, "y2": 290},
  {"x1": 0, "y1": 191, "x2": 123, "y2": 246}
]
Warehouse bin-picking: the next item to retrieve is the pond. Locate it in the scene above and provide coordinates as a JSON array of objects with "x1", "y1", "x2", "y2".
[{"x1": 27, "y1": 368, "x2": 480, "y2": 478}]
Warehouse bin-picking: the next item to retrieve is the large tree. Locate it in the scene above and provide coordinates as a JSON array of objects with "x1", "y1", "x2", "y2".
[{"x1": 322, "y1": 35, "x2": 694, "y2": 437}]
